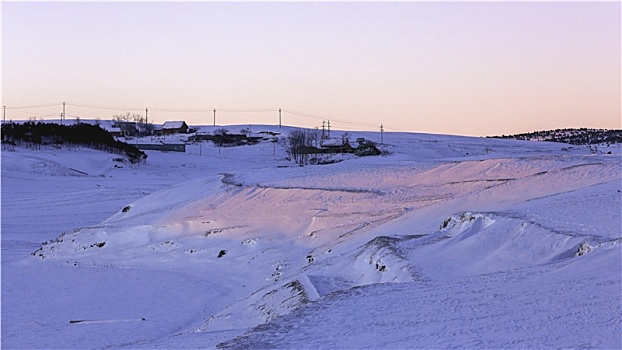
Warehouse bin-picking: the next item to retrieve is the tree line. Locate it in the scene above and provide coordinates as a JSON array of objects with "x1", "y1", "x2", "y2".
[
  {"x1": 489, "y1": 128, "x2": 622, "y2": 145},
  {"x1": 1, "y1": 122, "x2": 147, "y2": 164}
]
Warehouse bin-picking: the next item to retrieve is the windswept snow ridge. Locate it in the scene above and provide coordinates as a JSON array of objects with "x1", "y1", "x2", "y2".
[{"x1": 2, "y1": 129, "x2": 620, "y2": 349}]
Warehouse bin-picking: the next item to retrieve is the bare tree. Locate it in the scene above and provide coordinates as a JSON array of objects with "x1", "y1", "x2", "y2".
[
  {"x1": 112, "y1": 112, "x2": 132, "y2": 124},
  {"x1": 284, "y1": 129, "x2": 319, "y2": 165},
  {"x1": 131, "y1": 114, "x2": 148, "y2": 135},
  {"x1": 309, "y1": 128, "x2": 320, "y2": 148},
  {"x1": 287, "y1": 129, "x2": 306, "y2": 164}
]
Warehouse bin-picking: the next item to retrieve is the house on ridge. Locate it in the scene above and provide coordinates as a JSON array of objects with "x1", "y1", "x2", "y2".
[
  {"x1": 320, "y1": 137, "x2": 354, "y2": 153},
  {"x1": 113, "y1": 121, "x2": 138, "y2": 136},
  {"x1": 102, "y1": 125, "x2": 122, "y2": 137},
  {"x1": 162, "y1": 121, "x2": 189, "y2": 135}
]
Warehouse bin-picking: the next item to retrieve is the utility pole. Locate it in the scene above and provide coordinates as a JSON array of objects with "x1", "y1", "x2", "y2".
[
  {"x1": 62, "y1": 102, "x2": 66, "y2": 125},
  {"x1": 145, "y1": 108, "x2": 148, "y2": 135},
  {"x1": 279, "y1": 108, "x2": 282, "y2": 128},
  {"x1": 380, "y1": 124, "x2": 384, "y2": 145},
  {"x1": 3, "y1": 105, "x2": 5, "y2": 123},
  {"x1": 213, "y1": 109, "x2": 216, "y2": 126},
  {"x1": 327, "y1": 120, "x2": 331, "y2": 138}
]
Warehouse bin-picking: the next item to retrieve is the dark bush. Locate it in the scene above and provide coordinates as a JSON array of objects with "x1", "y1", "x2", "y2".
[
  {"x1": 1, "y1": 122, "x2": 147, "y2": 164},
  {"x1": 354, "y1": 144, "x2": 381, "y2": 156}
]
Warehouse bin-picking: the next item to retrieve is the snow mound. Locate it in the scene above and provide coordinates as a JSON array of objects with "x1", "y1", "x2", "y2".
[
  {"x1": 218, "y1": 212, "x2": 621, "y2": 350},
  {"x1": 403, "y1": 212, "x2": 621, "y2": 279},
  {"x1": 1, "y1": 147, "x2": 130, "y2": 177},
  {"x1": 198, "y1": 278, "x2": 313, "y2": 334}
]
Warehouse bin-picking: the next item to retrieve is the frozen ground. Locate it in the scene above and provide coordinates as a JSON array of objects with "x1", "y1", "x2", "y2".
[{"x1": 2, "y1": 126, "x2": 620, "y2": 349}]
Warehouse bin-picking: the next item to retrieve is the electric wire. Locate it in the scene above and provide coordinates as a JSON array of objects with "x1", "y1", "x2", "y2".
[
  {"x1": 283, "y1": 109, "x2": 378, "y2": 127},
  {"x1": 65, "y1": 102, "x2": 145, "y2": 111},
  {"x1": 4, "y1": 102, "x2": 389, "y2": 131},
  {"x1": 5, "y1": 103, "x2": 60, "y2": 109}
]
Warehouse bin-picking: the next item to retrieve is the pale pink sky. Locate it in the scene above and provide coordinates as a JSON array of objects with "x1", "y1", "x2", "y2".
[{"x1": 2, "y1": 2, "x2": 620, "y2": 136}]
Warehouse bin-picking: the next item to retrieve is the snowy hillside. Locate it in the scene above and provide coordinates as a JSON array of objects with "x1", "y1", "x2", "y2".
[{"x1": 2, "y1": 127, "x2": 620, "y2": 349}]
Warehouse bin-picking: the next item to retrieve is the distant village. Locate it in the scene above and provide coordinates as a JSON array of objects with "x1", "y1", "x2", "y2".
[
  {"x1": 92, "y1": 115, "x2": 382, "y2": 158},
  {"x1": 101, "y1": 119, "x2": 190, "y2": 137},
  {"x1": 2, "y1": 116, "x2": 383, "y2": 166}
]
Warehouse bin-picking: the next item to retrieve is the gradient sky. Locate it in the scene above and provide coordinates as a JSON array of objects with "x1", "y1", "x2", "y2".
[{"x1": 2, "y1": 2, "x2": 620, "y2": 136}]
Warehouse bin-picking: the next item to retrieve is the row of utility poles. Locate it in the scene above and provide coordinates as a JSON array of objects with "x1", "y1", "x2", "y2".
[
  {"x1": 1, "y1": 103, "x2": 384, "y2": 145},
  {"x1": 1, "y1": 102, "x2": 284, "y2": 130},
  {"x1": 2, "y1": 104, "x2": 311, "y2": 134}
]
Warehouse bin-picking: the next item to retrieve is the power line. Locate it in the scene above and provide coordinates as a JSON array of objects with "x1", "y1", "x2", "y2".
[
  {"x1": 6, "y1": 108, "x2": 50, "y2": 116},
  {"x1": 6, "y1": 103, "x2": 373, "y2": 128},
  {"x1": 282, "y1": 109, "x2": 329, "y2": 121},
  {"x1": 149, "y1": 107, "x2": 214, "y2": 113},
  {"x1": 36, "y1": 113, "x2": 60, "y2": 118},
  {"x1": 65, "y1": 102, "x2": 145, "y2": 111},
  {"x1": 284, "y1": 109, "x2": 316, "y2": 119},
  {"x1": 333, "y1": 116, "x2": 377, "y2": 126},
  {"x1": 67, "y1": 105, "x2": 279, "y2": 113},
  {"x1": 20, "y1": 113, "x2": 60, "y2": 119},
  {"x1": 5, "y1": 103, "x2": 59, "y2": 109},
  {"x1": 382, "y1": 124, "x2": 402, "y2": 132},
  {"x1": 283, "y1": 109, "x2": 377, "y2": 128},
  {"x1": 329, "y1": 119, "x2": 378, "y2": 128},
  {"x1": 3, "y1": 102, "x2": 391, "y2": 132},
  {"x1": 215, "y1": 108, "x2": 278, "y2": 113}
]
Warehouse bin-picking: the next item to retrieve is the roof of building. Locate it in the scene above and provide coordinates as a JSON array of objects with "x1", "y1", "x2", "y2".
[
  {"x1": 322, "y1": 138, "x2": 345, "y2": 147},
  {"x1": 162, "y1": 121, "x2": 187, "y2": 129},
  {"x1": 99, "y1": 123, "x2": 121, "y2": 133}
]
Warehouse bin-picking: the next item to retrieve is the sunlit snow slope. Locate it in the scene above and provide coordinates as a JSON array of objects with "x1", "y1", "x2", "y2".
[{"x1": 2, "y1": 127, "x2": 620, "y2": 349}]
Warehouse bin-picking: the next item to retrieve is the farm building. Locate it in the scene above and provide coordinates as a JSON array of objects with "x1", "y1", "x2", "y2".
[
  {"x1": 96, "y1": 120, "x2": 123, "y2": 137},
  {"x1": 162, "y1": 121, "x2": 189, "y2": 135},
  {"x1": 101, "y1": 125, "x2": 122, "y2": 137},
  {"x1": 113, "y1": 121, "x2": 138, "y2": 136}
]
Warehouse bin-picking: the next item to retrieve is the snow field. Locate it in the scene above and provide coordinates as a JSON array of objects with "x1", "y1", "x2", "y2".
[{"x1": 2, "y1": 128, "x2": 620, "y2": 349}]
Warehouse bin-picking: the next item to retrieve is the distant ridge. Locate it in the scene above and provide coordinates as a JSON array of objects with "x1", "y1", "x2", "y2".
[{"x1": 488, "y1": 128, "x2": 622, "y2": 145}]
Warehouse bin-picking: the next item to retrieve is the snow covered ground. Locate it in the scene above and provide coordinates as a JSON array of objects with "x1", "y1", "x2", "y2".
[{"x1": 2, "y1": 126, "x2": 620, "y2": 349}]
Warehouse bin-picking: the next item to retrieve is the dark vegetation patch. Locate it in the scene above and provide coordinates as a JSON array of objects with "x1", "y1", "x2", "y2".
[
  {"x1": 1, "y1": 122, "x2": 147, "y2": 164},
  {"x1": 189, "y1": 129, "x2": 263, "y2": 147},
  {"x1": 489, "y1": 128, "x2": 622, "y2": 145}
]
